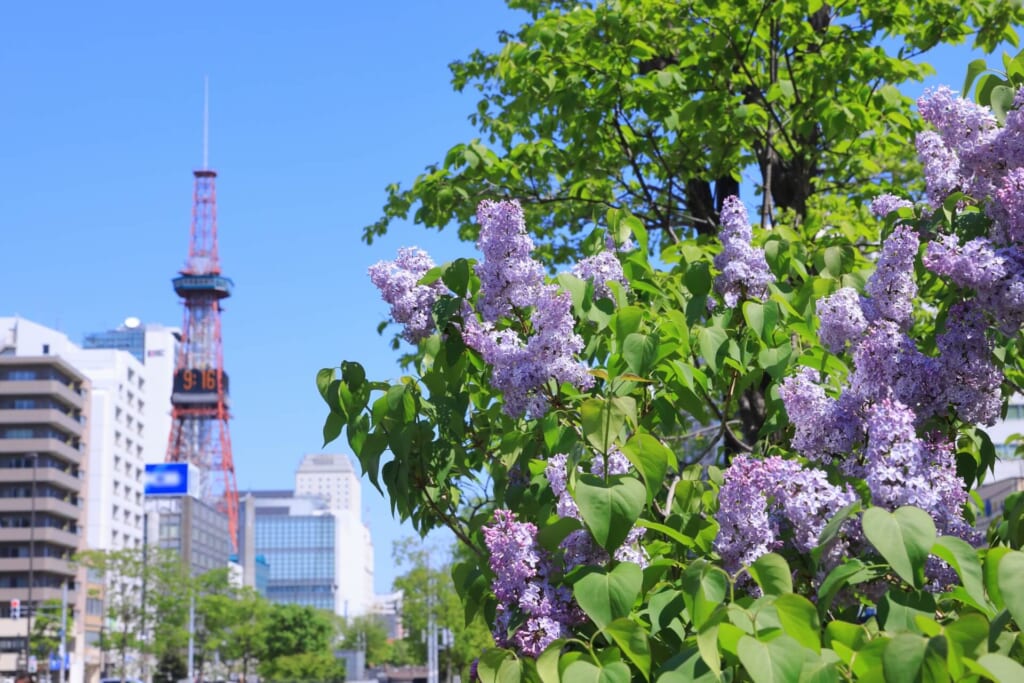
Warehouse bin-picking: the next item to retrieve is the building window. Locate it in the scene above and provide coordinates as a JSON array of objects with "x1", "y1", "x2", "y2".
[{"x1": 41, "y1": 344, "x2": 49, "y2": 355}]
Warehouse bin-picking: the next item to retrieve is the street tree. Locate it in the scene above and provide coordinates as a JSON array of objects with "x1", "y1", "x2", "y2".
[
  {"x1": 366, "y1": 0, "x2": 1023, "y2": 265},
  {"x1": 390, "y1": 539, "x2": 492, "y2": 678}
]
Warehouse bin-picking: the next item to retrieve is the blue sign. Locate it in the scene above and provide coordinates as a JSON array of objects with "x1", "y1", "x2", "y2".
[
  {"x1": 48, "y1": 652, "x2": 69, "y2": 671},
  {"x1": 144, "y1": 463, "x2": 198, "y2": 498}
]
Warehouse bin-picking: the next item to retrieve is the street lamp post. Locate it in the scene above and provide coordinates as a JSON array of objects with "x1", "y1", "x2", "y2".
[{"x1": 26, "y1": 452, "x2": 38, "y2": 672}]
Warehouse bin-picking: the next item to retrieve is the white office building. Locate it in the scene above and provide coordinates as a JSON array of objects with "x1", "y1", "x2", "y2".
[
  {"x1": 294, "y1": 453, "x2": 361, "y2": 514},
  {"x1": 83, "y1": 319, "x2": 179, "y2": 465}
]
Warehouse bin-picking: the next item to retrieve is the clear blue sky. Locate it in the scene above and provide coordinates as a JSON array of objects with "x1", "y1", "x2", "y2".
[{"x1": 0, "y1": 2, "x2": 993, "y2": 594}]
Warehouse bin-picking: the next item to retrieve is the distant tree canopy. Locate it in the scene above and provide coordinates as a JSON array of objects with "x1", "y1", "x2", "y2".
[{"x1": 365, "y1": 0, "x2": 1024, "y2": 263}]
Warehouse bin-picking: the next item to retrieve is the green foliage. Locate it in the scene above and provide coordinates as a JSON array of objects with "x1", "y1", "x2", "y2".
[
  {"x1": 152, "y1": 652, "x2": 186, "y2": 683},
  {"x1": 320, "y1": 1, "x2": 1024, "y2": 680},
  {"x1": 365, "y1": 0, "x2": 1023, "y2": 265},
  {"x1": 391, "y1": 539, "x2": 494, "y2": 676}
]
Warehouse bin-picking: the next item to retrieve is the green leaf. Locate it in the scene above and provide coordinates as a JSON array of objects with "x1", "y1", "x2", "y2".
[
  {"x1": 440, "y1": 257, "x2": 471, "y2": 296},
  {"x1": 963, "y1": 58, "x2": 989, "y2": 95},
  {"x1": 881, "y1": 634, "x2": 926, "y2": 682},
  {"x1": 931, "y1": 535, "x2": 989, "y2": 613},
  {"x1": 603, "y1": 618, "x2": 652, "y2": 680},
  {"x1": 976, "y1": 653, "x2": 1024, "y2": 681},
  {"x1": 774, "y1": 594, "x2": 820, "y2": 654},
  {"x1": 621, "y1": 433, "x2": 673, "y2": 504},
  {"x1": 698, "y1": 325, "x2": 728, "y2": 373},
  {"x1": 322, "y1": 411, "x2": 344, "y2": 446},
  {"x1": 749, "y1": 553, "x2": 793, "y2": 596},
  {"x1": 816, "y1": 559, "x2": 874, "y2": 619},
  {"x1": 984, "y1": 546, "x2": 1010, "y2": 610},
  {"x1": 655, "y1": 648, "x2": 720, "y2": 682},
  {"x1": 477, "y1": 648, "x2": 522, "y2": 683},
  {"x1": 757, "y1": 344, "x2": 792, "y2": 379},
  {"x1": 316, "y1": 367, "x2": 336, "y2": 404},
  {"x1": 573, "y1": 562, "x2": 642, "y2": 630},
  {"x1": 580, "y1": 397, "x2": 632, "y2": 453},
  {"x1": 562, "y1": 659, "x2": 631, "y2": 683},
  {"x1": 877, "y1": 589, "x2": 936, "y2": 633},
  {"x1": 685, "y1": 261, "x2": 712, "y2": 296},
  {"x1": 681, "y1": 562, "x2": 729, "y2": 630},
  {"x1": 623, "y1": 333, "x2": 659, "y2": 377},
  {"x1": 862, "y1": 506, "x2": 936, "y2": 588},
  {"x1": 991, "y1": 84, "x2": 1016, "y2": 123},
  {"x1": 996, "y1": 549, "x2": 1024, "y2": 628},
  {"x1": 574, "y1": 474, "x2": 646, "y2": 552},
  {"x1": 737, "y1": 635, "x2": 811, "y2": 683},
  {"x1": 536, "y1": 639, "x2": 566, "y2": 683}
]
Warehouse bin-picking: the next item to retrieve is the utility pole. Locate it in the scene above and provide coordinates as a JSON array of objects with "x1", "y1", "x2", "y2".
[
  {"x1": 140, "y1": 511, "x2": 149, "y2": 683},
  {"x1": 187, "y1": 593, "x2": 195, "y2": 683},
  {"x1": 59, "y1": 582, "x2": 68, "y2": 683}
]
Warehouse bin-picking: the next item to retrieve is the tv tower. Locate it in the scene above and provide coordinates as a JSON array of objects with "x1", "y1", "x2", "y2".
[{"x1": 166, "y1": 80, "x2": 239, "y2": 546}]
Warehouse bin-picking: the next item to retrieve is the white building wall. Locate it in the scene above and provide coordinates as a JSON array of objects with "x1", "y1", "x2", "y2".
[
  {"x1": 141, "y1": 326, "x2": 178, "y2": 464},
  {"x1": 63, "y1": 348, "x2": 147, "y2": 551},
  {"x1": 332, "y1": 508, "x2": 374, "y2": 619},
  {"x1": 295, "y1": 453, "x2": 361, "y2": 514}
]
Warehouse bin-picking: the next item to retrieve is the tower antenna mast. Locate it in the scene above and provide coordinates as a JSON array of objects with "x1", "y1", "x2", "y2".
[{"x1": 203, "y1": 76, "x2": 209, "y2": 170}]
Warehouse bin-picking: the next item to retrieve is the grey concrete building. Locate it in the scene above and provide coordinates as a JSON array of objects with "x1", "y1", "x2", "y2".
[{"x1": 0, "y1": 355, "x2": 89, "y2": 676}]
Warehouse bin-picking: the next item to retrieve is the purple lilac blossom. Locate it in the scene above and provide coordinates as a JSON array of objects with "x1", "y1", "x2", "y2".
[
  {"x1": 474, "y1": 200, "x2": 546, "y2": 321},
  {"x1": 862, "y1": 400, "x2": 977, "y2": 544},
  {"x1": 916, "y1": 131, "x2": 962, "y2": 205},
  {"x1": 715, "y1": 455, "x2": 856, "y2": 576},
  {"x1": 924, "y1": 234, "x2": 1024, "y2": 336},
  {"x1": 989, "y1": 168, "x2": 1024, "y2": 245},
  {"x1": 847, "y1": 321, "x2": 940, "y2": 421},
  {"x1": 482, "y1": 510, "x2": 579, "y2": 657},
  {"x1": 778, "y1": 368, "x2": 862, "y2": 463},
  {"x1": 462, "y1": 285, "x2": 593, "y2": 418},
  {"x1": 572, "y1": 248, "x2": 628, "y2": 300},
  {"x1": 816, "y1": 288, "x2": 868, "y2": 353},
  {"x1": 864, "y1": 224, "x2": 918, "y2": 329},
  {"x1": 870, "y1": 194, "x2": 913, "y2": 218},
  {"x1": 713, "y1": 196, "x2": 774, "y2": 307},
  {"x1": 917, "y1": 86, "x2": 999, "y2": 199},
  {"x1": 368, "y1": 247, "x2": 447, "y2": 343},
  {"x1": 936, "y1": 304, "x2": 1002, "y2": 425},
  {"x1": 461, "y1": 200, "x2": 595, "y2": 418}
]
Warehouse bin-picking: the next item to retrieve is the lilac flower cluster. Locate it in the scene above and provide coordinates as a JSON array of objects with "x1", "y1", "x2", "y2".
[
  {"x1": 870, "y1": 194, "x2": 914, "y2": 218},
  {"x1": 461, "y1": 200, "x2": 594, "y2": 418},
  {"x1": 715, "y1": 455, "x2": 856, "y2": 576},
  {"x1": 572, "y1": 247, "x2": 628, "y2": 300},
  {"x1": 368, "y1": 247, "x2": 448, "y2": 343},
  {"x1": 915, "y1": 87, "x2": 1024, "y2": 337},
  {"x1": 924, "y1": 234, "x2": 1024, "y2": 336},
  {"x1": 858, "y1": 400, "x2": 976, "y2": 542},
  {"x1": 713, "y1": 196, "x2": 774, "y2": 307},
  {"x1": 544, "y1": 451, "x2": 647, "y2": 569},
  {"x1": 482, "y1": 510, "x2": 580, "y2": 657}
]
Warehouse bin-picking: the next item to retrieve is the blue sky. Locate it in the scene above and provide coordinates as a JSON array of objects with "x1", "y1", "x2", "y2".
[{"x1": 0, "y1": 2, "x2": 997, "y2": 593}]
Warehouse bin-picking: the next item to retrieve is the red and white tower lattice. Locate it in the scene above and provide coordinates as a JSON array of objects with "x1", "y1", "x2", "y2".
[{"x1": 166, "y1": 145, "x2": 239, "y2": 546}]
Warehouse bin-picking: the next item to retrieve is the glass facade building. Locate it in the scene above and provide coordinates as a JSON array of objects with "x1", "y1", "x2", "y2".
[
  {"x1": 82, "y1": 328, "x2": 146, "y2": 363},
  {"x1": 256, "y1": 514, "x2": 336, "y2": 611}
]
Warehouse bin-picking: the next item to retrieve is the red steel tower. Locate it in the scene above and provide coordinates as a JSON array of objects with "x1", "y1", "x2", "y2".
[{"x1": 166, "y1": 163, "x2": 239, "y2": 547}]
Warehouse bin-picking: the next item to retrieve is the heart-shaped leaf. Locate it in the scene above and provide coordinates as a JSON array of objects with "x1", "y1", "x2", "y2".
[
  {"x1": 862, "y1": 506, "x2": 936, "y2": 587},
  {"x1": 574, "y1": 474, "x2": 646, "y2": 552},
  {"x1": 573, "y1": 562, "x2": 642, "y2": 630}
]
